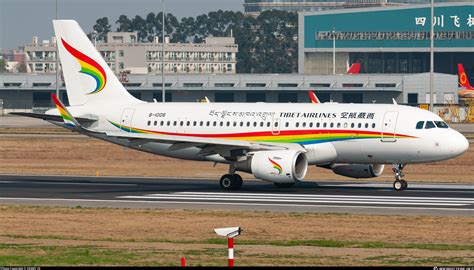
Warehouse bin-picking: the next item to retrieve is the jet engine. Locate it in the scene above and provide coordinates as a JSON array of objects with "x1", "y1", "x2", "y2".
[
  {"x1": 331, "y1": 164, "x2": 385, "y2": 179},
  {"x1": 236, "y1": 150, "x2": 308, "y2": 183}
]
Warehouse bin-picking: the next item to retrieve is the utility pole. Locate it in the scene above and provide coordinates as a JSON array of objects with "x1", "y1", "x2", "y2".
[
  {"x1": 332, "y1": 27, "x2": 336, "y2": 75},
  {"x1": 55, "y1": 0, "x2": 59, "y2": 100},
  {"x1": 429, "y1": 0, "x2": 434, "y2": 112},
  {"x1": 161, "y1": 0, "x2": 165, "y2": 103}
]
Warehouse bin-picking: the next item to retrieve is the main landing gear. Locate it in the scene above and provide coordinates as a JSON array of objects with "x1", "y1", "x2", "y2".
[
  {"x1": 219, "y1": 174, "x2": 243, "y2": 191},
  {"x1": 392, "y1": 164, "x2": 408, "y2": 191}
]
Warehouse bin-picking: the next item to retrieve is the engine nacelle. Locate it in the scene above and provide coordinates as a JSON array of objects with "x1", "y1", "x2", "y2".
[
  {"x1": 332, "y1": 164, "x2": 385, "y2": 179},
  {"x1": 236, "y1": 150, "x2": 308, "y2": 183}
]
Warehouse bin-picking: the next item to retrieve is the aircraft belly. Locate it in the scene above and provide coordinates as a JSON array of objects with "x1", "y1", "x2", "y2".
[
  {"x1": 136, "y1": 142, "x2": 207, "y2": 161},
  {"x1": 332, "y1": 139, "x2": 424, "y2": 164}
]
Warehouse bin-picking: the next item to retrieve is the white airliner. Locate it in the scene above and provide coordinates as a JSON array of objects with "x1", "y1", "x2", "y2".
[{"x1": 14, "y1": 20, "x2": 469, "y2": 191}]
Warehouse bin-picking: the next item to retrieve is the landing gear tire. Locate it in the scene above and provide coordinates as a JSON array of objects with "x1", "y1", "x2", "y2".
[
  {"x1": 393, "y1": 180, "x2": 404, "y2": 191},
  {"x1": 274, "y1": 182, "x2": 295, "y2": 188},
  {"x1": 219, "y1": 174, "x2": 243, "y2": 191}
]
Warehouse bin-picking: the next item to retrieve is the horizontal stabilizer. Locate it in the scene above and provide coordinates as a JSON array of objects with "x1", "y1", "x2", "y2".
[{"x1": 10, "y1": 112, "x2": 96, "y2": 125}]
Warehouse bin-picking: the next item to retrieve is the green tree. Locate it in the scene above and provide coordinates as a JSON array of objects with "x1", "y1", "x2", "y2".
[
  {"x1": 0, "y1": 59, "x2": 7, "y2": 73},
  {"x1": 93, "y1": 17, "x2": 111, "y2": 42},
  {"x1": 105, "y1": 9, "x2": 299, "y2": 73},
  {"x1": 116, "y1": 15, "x2": 133, "y2": 32}
]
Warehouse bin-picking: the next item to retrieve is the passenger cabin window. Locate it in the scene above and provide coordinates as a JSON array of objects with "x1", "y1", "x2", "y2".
[
  {"x1": 425, "y1": 121, "x2": 436, "y2": 129},
  {"x1": 416, "y1": 121, "x2": 424, "y2": 129},
  {"x1": 435, "y1": 121, "x2": 449, "y2": 128},
  {"x1": 372, "y1": 123, "x2": 376, "y2": 128},
  {"x1": 147, "y1": 120, "x2": 151, "y2": 126}
]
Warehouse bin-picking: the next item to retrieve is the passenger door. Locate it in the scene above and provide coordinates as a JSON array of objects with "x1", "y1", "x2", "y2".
[{"x1": 381, "y1": 111, "x2": 398, "y2": 142}]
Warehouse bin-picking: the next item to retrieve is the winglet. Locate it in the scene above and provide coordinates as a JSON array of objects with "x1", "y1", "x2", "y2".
[
  {"x1": 51, "y1": 94, "x2": 80, "y2": 127},
  {"x1": 392, "y1": 98, "x2": 398, "y2": 105},
  {"x1": 308, "y1": 90, "x2": 320, "y2": 104}
]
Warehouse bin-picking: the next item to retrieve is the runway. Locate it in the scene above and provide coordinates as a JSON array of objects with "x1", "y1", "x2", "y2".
[{"x1": 0, "y1": 174, "x2": 473, "y2": 216}]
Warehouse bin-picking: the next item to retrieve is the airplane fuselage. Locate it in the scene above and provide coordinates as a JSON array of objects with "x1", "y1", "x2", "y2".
[{"x1": 61, "y1": 102, "x2": 468, "y2": 166}]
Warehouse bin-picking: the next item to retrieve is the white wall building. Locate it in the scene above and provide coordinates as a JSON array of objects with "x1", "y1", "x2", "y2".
[{"x1": 25, "y1": 32, "x2": 238, "y2": 75}]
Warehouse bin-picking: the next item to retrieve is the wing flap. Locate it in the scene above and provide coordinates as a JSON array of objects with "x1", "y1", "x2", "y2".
[{"x1": 104, "y1": 131, "x2": 292, "y2": 156}]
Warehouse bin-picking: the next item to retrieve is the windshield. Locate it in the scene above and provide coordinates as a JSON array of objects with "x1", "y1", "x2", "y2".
[
  {"x1": 434, "y1": 121, "x2": 449, "y2": 128},
  {"x1": 425, "y1": 121, "x2": 436, "y2": 129}
]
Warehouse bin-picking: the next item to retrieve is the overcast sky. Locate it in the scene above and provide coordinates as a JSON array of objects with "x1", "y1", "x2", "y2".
[{"x1": 0, "y1": 0, "x2": 243, "y2": 50}]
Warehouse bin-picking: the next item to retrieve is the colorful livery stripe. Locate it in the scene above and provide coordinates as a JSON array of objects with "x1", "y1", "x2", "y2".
[
  {"x1": 109, "y1": 120, "x2": 415, "y2": 145},
  {"x1": 269, "y1": 158, "x2": 283, "y2": 174},
  {"x1": 52, "y1": 94, "x2": 75, "y2": 127},
  {"x1": 61, "y1": 38, "x2": 107, "y2": 94}
]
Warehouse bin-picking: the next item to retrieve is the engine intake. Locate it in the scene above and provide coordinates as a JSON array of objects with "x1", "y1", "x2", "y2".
[
  {"x1": 332, "y1": 164, "x2": 385, "y2": 179},
  {"x1": 236, "y1": 150, "x2": 308, "y2": 183}
]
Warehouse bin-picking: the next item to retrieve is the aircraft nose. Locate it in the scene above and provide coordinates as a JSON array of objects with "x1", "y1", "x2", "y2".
[{"x1": 449, "y1": 130, "x2": 469, "y2": 157}]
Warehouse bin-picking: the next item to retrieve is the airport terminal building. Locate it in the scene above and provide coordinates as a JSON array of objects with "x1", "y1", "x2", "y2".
[
  {"x1": 0, "y1": 72, "x2": 458, "y2": 113},
  {"x1": 298, "y1": 2, "x2": 474, "y2": 76}
]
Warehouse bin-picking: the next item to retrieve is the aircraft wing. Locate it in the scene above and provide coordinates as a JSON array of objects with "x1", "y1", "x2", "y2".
[
  {"x1": 104, "y1": 131, "x2": 300, "y2": 158},
  {"x1": 9, "y1": 112, "x2": 97, "y2": 125}
]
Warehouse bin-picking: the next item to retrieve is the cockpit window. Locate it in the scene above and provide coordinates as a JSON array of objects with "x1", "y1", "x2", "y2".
[
  {"x1": 416, "y1": 121, "x2": 424, "y2": 129},
  {"x1": 434, "y1": 121, "x2": 449, "y2": 128},
  {"x1": 425, "y1": 121, "x2": 436, "y2": 129}
]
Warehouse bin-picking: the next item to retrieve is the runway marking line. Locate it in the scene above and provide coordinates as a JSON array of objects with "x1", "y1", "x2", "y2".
[
  {"x1": 175, "y1": 192, "x2": 474, "y2": 201},
  {"x1": 120, "y1": 194, "x2": 474, "y2": 204},
  {"x1": 119, "y1": 195, "x2": 469, "y2": 206},
  {"x1": 0, "y1": 197, "x2": 472, "y2": 212}
]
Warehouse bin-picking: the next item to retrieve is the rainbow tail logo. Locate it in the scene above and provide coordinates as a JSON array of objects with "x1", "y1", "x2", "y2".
[
  {"x1": 268, "y1": 158, "x2": 283, "y2": 175},
  {"x1": 52, "y1": 94, "x2": 79, "y2": 127}
]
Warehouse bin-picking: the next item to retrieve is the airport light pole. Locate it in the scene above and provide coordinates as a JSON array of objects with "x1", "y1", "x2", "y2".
[
  {"x1": 429, "y1": 0, "x2": 434, "y2": 112},
  {"x1": 161, "y1": 0, "x2": 165, "y2": 103},
  {"x1": 332, "y1": 27, "x2": 336, "y2": 75}
]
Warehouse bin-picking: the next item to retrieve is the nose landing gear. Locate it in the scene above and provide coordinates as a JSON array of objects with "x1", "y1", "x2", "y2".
[{"x1": 392, "y1": 164, "x2": 408, "y2": 191}]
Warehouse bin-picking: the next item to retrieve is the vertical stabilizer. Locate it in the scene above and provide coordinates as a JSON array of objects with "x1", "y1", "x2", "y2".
[
  {"x1": 458, "y1": 63, "x2": 474, "y2": 90},
  {"x1": 53, "y1": 20, "x2": 140, "y2": 106},
  {"x1": 347, "y1": 63, "x2": 361, "y2": 74},
  {"x1": 308, "y1": 90, "x2": 320, "y2": 104}
]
